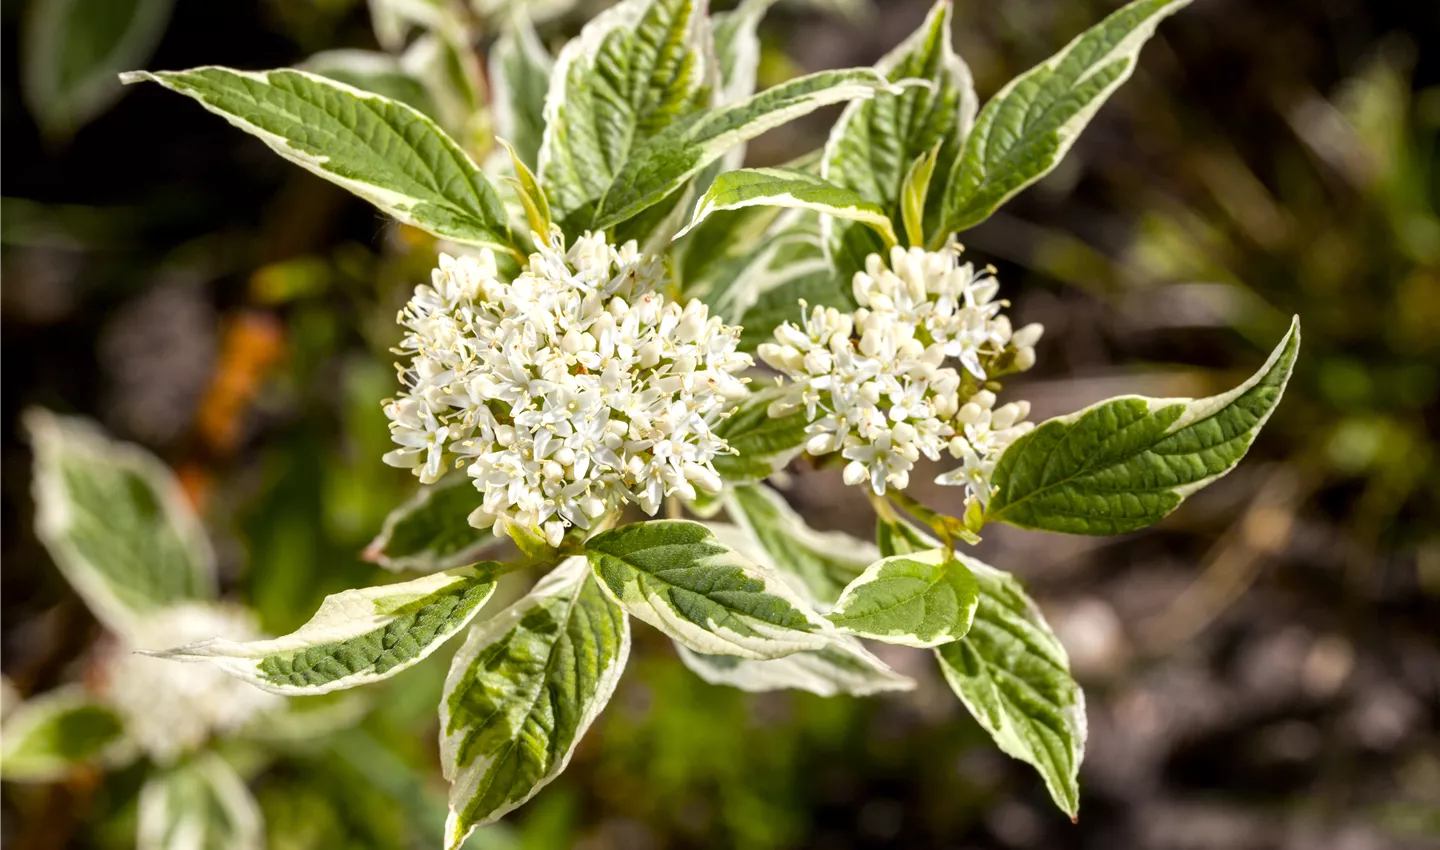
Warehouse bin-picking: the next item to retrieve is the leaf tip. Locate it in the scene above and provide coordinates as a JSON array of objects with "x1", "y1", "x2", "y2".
[{"x1": 117, "y1": 71, "x2": 151, "y2": 86}]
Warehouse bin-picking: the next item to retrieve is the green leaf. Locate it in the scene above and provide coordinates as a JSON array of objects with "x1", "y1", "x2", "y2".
[
  {"x1": 934, "y1": 556, "x2": 1085, "y2": 818},
  {"x1": 725, "y1": 485, "x2": 874, "y2": 608},
  {"x1": 0, "y1": 688, "x2": 132, "y2": 781},
  {"x1": 142, "y1": 566, "x2": 499, "y2": 695},
  {"x1": 585, "y1": 520, "x2": 829, "y2": 659},
  {"x1": 875, "y1": 515, "x2": 936, "y2": 558},
  {"x1": 25, "y1": 409, "x2": 214, "y2": 635},
  {"x1": 986, "y1": 317, "x2": 1300, "y2": 535},
  {"x1": 827, "y1": 548, "x2": 980, "y2": 647},
  {"x1": 538, "y1": 0, "x2": 712, "y2": 231},
  {"x1": 593, "y1": 68, "x2": 913, "y2": 230},
  {"x1": 706, "y1": 0, "x2": 773, "y2": 183},
  {"x1": 823, "y1": 0, "x2": 974, "y2": 264},
  {"x1": 677, "y1": 167, "x2": 898, "y2": 246},
  {"x1": 900, "y1": 145, "x2": 940, "y2": 248},
  {"x1": 936, "y1": 0, "x2": 1192, "y2": 238},
  {"x1": 401, "y1": 32, "x2": 490, "y2": 149},
  {"x1": 501, "y1": 138, "x2": 553, "y2": 238},
  {"x1": 675, "y1": 635, "x2": 914, "y2": 697},
  {"x1": 490, "y1": 16, "x2": 553, "y2": 170},
  {"x1": 709, "y1": 386, "x2": 811, "y2": 483},
  {"x1": 712, "y1": 0, "x2": 772, "y2": 106},
  {"x1": 696, "y1": 210, "x2": 828, "y2": 323},
  {"x1": 736, "y1": 263, "x2": 854, "y2": 352},
  {"x1": 138, "y1": 752, "x2": 264, "y2": 850},
  {"x1": 441, "y1": 558, "x2": 628, "y2": 847},
  {"x1": 364, "y1": 476, "x2": 505, "y2": 573},
  {"x1": 22, "y1": 0, "x2": 174, "y2": 140},
  {"x1": 121, "y1": 67, "x2": 514, "y2": 254}
]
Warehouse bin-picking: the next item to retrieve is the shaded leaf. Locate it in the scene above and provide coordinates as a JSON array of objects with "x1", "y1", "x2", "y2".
[
  {"x1": 23, "y1": 0, "x2": 174, "y2": 139},
  {"x1": 0, "y1": 688, "x2": 132, "y2": 781},
  {"x1": 26, "y1": 409, "x2": 214, "y2": 635}
]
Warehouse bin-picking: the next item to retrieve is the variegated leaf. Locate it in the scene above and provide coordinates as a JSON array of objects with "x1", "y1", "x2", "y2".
[
  {"x1": 302, "y1": 49, "x2": 441, "y2": 121},
  {"x1": 0, "y1": 687, "x2": 133, "y2": 781},
  {"x1": 936, "y1": 0, "x2": 1192, "y2": 238},
  {"x1": 121, "y1": 67, "x2": 514, "y2": 253},
  {"x1": 708, "y1": 386, "x2": 811, "y2": 483},
  {"x1": 986, "y1": 317, "x2": 1299, "y2": 534},
  {"x1": 824, "y1": 0, "x2": 974, "y2": 263},
  {"x1": 675, "y1": 635, "x2": 913, "y2": 697},
  {"x1": 677, "y1": 167, "x2": 897, "y2": 246},
  {"x1": 490, "y1": 15, "x2": 553, "y2": 169},
  {"x1": 725, "y1": 484, "x2": 875, "y2": 608},
  {"x1": 441, "y1": 558, "x2": 628, "y2": 847},
  {"x1": 138, "y1": 753, "x2": 263, "y2": 850},
  {"x1": 26, "y1": 409, "x2": 214, "y2": 635},
  {"x1": 538, "y1": 0, "x2": 712, "y2": 231},
  {"x1": 365, "y1": 476, "x2": 506, "y2": 573},
  {"x1": 585, "y1": 520, "x2": 829, "y2": 659},
  {"x1": 934, "y1": 555, "x2": 1085, "y2": 818},
  {"x1": 695, "y1": 209, "x2": 827, "y2": 322},
  {"x1": 593, "y1": 68, "x2": 914, "y2": 229},
  {"x1": 142, "y1": 566, "x2": 500, "y2": 695},
  {"x1": 827, "y1": 547, "x2": 980, "y2": 647}
]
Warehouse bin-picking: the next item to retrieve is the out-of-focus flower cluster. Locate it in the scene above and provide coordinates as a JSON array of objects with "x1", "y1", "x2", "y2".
[
  {"x1": 760, "y1": 241, "x2": 1041, "y2": 505},
  {"x1": 385, "y1": 232, "x2": 751, "y2": 547},
  {"x1": 107, "y1": 604, "x2": 281, "y2": 764}
]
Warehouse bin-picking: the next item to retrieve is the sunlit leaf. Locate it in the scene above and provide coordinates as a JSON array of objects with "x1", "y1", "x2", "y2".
[
  {"x1": 538, "y1": 0, "x2": 712, "y2": 231},
  {"x1": 593, "y1": 69, "x2": 913, "y2": 229},
  {"x1": 678, "y1": 167, "x2": 897, "y2": 246},
  {"x1": 986, "y1": 317, "x2": 1300, "y2": 534},
  {"x1": 441, "y1": 558, "x2": 628, "y2": 847},
  {"x1": 936, "y1": 0, "x2": 1192, "y2": 238},
  {"x1": 585, "y1": 520, "x2": 829, "y2": 659},
  {"x1": 824, "y1": 0, "x2": 975, "y2": 264},
  {"x1": 827, "y1": 548, "x2": 980, "y2": 647},
  {"x1": 934, "y1": 555, "x2": 1085, "y2": 818},
  {"x1": 122, "y1": 67, "x2": 514, "y2": 253},
  {"x1": 143, "y1": 566, "x2": 499, "y2": 695}
]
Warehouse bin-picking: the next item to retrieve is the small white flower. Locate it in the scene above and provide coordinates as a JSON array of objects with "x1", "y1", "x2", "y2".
[
  {"x1": 763, "y1": 241, "x2": 1040, "y2": 503},
  {"x1": 386, "y1": 231, "x2": 751, "y2": 545}
]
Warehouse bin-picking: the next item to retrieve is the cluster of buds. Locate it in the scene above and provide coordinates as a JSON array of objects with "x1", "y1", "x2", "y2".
[
  {"x1": 761, "y1": 242, "x2": 1041, "y2": 505},
  {"x1": 384, "y1": 232, "x2": 751, "y2": 547}
]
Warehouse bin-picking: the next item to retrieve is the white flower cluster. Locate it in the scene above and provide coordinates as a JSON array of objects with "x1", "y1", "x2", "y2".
[
  {"x1": 385, "y1": 233, "x2": 751, "y2": 547},
  {"x1": 759, "y1": 243, "x2": 1041, "y2": 504},
  {"x1": 107, "y1": 604, "x2": 282, "y2": 764}
]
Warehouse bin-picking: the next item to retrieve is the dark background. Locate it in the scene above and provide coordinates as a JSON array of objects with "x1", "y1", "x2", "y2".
[{"x1": 3, "y1": 0, "x2": 1438, "y2": 848}]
